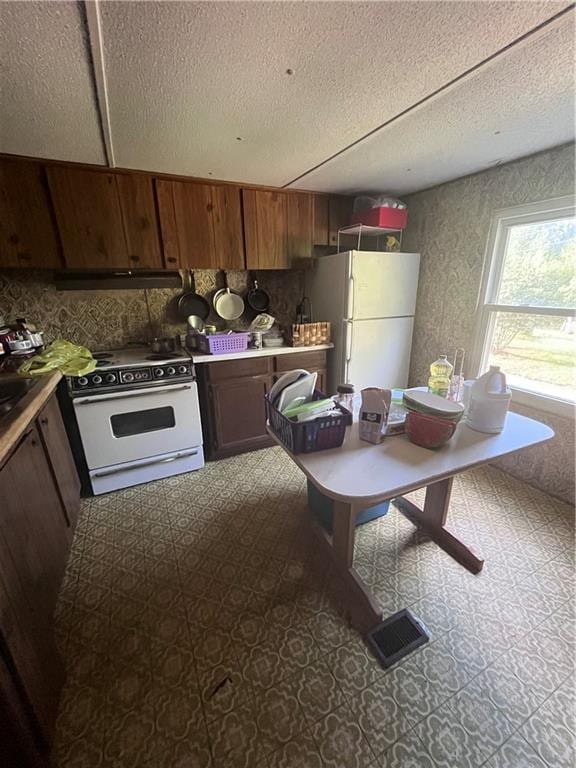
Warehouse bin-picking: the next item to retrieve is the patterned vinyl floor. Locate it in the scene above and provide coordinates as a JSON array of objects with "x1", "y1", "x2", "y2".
[{"x1": 52, "y1": 447, "x2": 575, "y2": 768}]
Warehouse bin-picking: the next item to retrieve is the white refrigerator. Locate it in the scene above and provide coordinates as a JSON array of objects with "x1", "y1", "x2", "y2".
[{"x1": 309, "y1": 250, "x2": 420, "y2": 393}]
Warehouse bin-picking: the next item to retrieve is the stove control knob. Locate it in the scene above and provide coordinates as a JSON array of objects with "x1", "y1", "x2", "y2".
[
  {"x1": 123, "y1": 372, "x2": 134, "y2": 382},
  {"x1": 178, "y1": 365, "x2": 188, "y2": 374},
  {"x1": 105, "y1": 373, "x2": 117, "y2": 384},
  {"x1": 92, "y1": 375, "x2": 102, "y2": 385},
  {"x1": 78, "y1": 376, "x2": 88, "y2": 386},
  {"x1": 154, "y1": 368, "x2": 164, "y2": 377},
  {"x1": 166, "y1": 366, "x2": 176, "y2": 376}
]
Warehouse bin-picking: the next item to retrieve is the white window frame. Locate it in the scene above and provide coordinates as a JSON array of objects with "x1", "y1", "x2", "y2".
[{"x1": 473, "y1": 194, "x2": 576, "y2": 419}]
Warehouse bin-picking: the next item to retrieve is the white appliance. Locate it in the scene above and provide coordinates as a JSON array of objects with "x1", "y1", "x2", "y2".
[
  {"x1": 67, "y1": 348, "x2": 204, "y2": 494},
  {"x1": 309, "y1": 250, "x2": 420, "y2": 393}
]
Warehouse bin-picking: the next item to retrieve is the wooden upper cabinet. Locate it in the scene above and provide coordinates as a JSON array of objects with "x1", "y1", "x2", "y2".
[
  {"x1": 243, "y1": 189, "x2": 287, "y2": 269},
  {"x1": 156, "y1": 180, "x2": 244, "y2": 270},
  {"x1": 313, "y1": 194, "x2": 329, "y2": 246},
  {"x1": 243, "y1": 189, "x2": 314, "y2": 269},
  {"x1": 328, "y1": 195, "x2": 353, "y2": 246},
  {"x1": 211, "y1": 185, "x2": 245, "y2": 269},
  {"x1": 313, "y1": 194, "x2": 353, "y2": 247},
  {"x1": 114, "y1": 173, "x2": 163, "y2": 268},
  {"x1": 0, "y1": 158, "x2": 61, "y2": 269},
  {"x1": 286, "y1": 192, "x2": 313, "y2": 266},
  {"x1": 46, "y1": 166, "x2": 162, "y2": 269}
]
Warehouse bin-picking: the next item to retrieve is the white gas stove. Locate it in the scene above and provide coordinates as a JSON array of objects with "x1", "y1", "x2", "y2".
[{"x1": 66, "y1": 347, "x2": 204, "y2": 494}]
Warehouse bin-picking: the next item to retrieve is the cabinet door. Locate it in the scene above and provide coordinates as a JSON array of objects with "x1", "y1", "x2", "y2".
[
  {"x1": 0, "y1": 425, "x2": 67, "y2": 744},
  {"x1": 156, "y1": 180, "x2": 245, "y2": 269},
  {"x1": 211, "y1": 185, "x2": 245, "y2": 269},
  {"x1": 315, "y1": 369, "x2": 327, "y2": 395},
  {"x1": 329, "y1": 196, "x2": 353, "y2": 246},
  {"x1": 286, "y1": 193, "x2": 314, "y2": 266},
  {"x1": 37, "y1": 394, "x2": 80, "y2": 534},
  {"x1": 0, "y1": 159, "x2": 61, "y2": 269},
  {"x1": 210, "y1": 375, "x2": 272, "y2": 453},
  {"x1": 46, "y1": 166, "x2": 128, "y2": 269},
  {"x1": 115, "y1": 173, "x2": 163, "y2": 268},
  {"x1": 243, "y1": 189, "x2": 287, "y2": 269},
  {"x1": 313, "y1": 194, "x2": 329, "y2": 246}
]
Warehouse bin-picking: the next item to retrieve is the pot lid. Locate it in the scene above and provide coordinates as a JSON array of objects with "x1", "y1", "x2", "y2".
[{"x1": 403, "y1": 389, "x2": 464, "y2": 417}]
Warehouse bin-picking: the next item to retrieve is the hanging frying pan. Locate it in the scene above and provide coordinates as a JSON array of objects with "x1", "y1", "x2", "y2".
[
  {"x1": 177, "y1": 270, "x2": 210, "y2": 322},
  {"x1": 213, "y1": 272, "x2": 245, "y2": 321},
  {"x1": 246, "y1": 273, "x2": 271, "y2": 313}
]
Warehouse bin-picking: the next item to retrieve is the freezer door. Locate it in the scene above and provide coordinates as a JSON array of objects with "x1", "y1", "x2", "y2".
[
  {"x1": 345, "y1": 317, "x2": 414, "y2": 390},
  {"x1": 349, "y1": 251, "x2": 420, "y2": 320}
]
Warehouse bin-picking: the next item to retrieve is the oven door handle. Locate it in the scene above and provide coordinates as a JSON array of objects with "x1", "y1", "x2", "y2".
[
  {"x1": 91, "y1": 450, "x2": 199, "y2": 478},
  {"x1": 74, "y1": 384, "x2": 193, "y2": 405}
]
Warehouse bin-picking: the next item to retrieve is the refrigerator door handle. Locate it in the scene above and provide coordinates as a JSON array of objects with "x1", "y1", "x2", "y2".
[
  {"x1": 347, "y1": 275, "x2": 355, "y2": 320},
  {"x1": 344, "y1": 320, "x2": 354, "y2": 383}
]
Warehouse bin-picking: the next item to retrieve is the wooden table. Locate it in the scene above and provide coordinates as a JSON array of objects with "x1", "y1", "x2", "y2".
[{"x1": 268, "y1": 412, "x2": 554, "y2": 633}]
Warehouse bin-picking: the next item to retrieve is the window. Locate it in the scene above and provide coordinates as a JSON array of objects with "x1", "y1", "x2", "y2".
[{"x1": 475, "y1": 195, "x2": 575, "y2": 417}]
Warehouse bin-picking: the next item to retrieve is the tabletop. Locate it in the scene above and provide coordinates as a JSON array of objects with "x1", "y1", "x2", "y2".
[{"x1": 269, "y1": 411, "x2": 554, "y2": 505}]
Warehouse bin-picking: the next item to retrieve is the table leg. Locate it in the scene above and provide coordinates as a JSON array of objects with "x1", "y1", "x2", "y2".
[
  {"x1": 309, "y1": 500, "x2": 382, "y2": 633},
  {"x1": 394, "y1": 477, "x2": 485, "y2": 574}
]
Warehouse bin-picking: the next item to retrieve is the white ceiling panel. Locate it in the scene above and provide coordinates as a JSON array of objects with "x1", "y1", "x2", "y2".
[
  {"x1": 0, "y1": 1, "x2": 106, "y2": 164},
  {"x1": 290, "y1": 13, "x2": 575, "y2": 195},
  {"x1": 99, "y1": 0, "x2": 568, "y2": 185}
]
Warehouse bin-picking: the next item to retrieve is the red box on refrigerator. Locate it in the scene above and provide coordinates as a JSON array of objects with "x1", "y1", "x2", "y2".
[{"x1": 351, "y1": 206, "x2": 408, "y2": 230}]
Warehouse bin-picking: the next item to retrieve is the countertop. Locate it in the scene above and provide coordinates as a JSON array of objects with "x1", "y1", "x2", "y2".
[
  {"x1": 0, "y1": 371, "x2": 62, "y2": 466},
  {"x1": 192, "y1": 343, "x2": 333, "y2": 364}
]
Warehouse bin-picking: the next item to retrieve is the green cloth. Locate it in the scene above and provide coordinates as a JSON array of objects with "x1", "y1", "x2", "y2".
[{"x1": 17, "y1": 339, "x2": 96, "y2": 377}]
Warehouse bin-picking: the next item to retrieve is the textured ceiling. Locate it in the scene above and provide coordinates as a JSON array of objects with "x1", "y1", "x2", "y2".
[
  {"x1": 291, "y1": 12, "x2": 576, "y2": 195},
  {"x1": 98, "y1": 0, "x2": 571, "y2": 186},
  {"x1": 0, "y1": 1, "x2": 573, "y2": 195},
  {"x1": 0, "y1": 1, "x2": 105, "y2": 165}
]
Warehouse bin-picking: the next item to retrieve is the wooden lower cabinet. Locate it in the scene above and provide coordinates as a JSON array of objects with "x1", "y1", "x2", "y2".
[
  {"x1": 0, "y1": 391, "x2": 80, "y2": 763},
  {"x1": 198, "y1": 350, "x2": 328, "y2": 460},
  {"x1": 210, "y1": 374, "x2": 274, "y2": 457},
  {"x1": 37, "y1": 395, "x2": 81, "y2": 534}
]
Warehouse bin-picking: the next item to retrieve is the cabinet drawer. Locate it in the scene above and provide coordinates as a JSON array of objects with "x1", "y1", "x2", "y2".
[
  {"x1": 204, "y1": 357, "x2": 273, "y2": 381},
  {"x1": 275, "y1": 351, "x2": 328, "y2": 372}
]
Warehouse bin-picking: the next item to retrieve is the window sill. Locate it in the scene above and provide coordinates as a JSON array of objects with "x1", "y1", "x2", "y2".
[{"x1": 510, "y1": 387, "x2": 575, "y2": 420}]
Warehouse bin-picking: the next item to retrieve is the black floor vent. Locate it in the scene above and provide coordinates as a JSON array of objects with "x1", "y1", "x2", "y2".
[{"x1": 366, "y1": 609, "x2": 430, "y2": 668}]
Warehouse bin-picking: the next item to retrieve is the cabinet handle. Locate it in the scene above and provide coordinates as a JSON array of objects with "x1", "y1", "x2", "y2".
[
  {"x1": 166, "y1": 257, "x2": 177, "y2": 264},
  {"x1": 17, "y1": 252, "x2": 31, "y2": 261},
  {"x1": 129, "y1": 255, "x2": 140, "y2": 263}
]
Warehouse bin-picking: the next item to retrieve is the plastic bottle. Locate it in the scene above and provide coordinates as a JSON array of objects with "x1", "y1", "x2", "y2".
[
  {"x1": 466, "y1": 366, "x2": 511, "y2": 433},
  {"x1": 336, "y1": 383, "x2": 355, "y2": 412},
  {"x1": 428, "y1": 354, "x2": 453, "y2": 398}
]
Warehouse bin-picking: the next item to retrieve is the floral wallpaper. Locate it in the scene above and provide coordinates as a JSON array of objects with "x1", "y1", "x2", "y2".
[
  {"x1": 403, "y1": 143, "x2": 575, "y2": 504},
  {"x1": 0, "y1": 269, "x2": 304, "y2": 351}
]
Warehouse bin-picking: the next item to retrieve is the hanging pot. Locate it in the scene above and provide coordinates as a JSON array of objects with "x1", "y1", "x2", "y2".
[
  {"x1": 213, "y1": 272, "x2": 245, "y2": 321},
  {"x1": 246, "y1": 274, "x2": 270, "y2": 313},
  {"x1": 177, "y1": 270, "x2": 210, "y2": 321}
]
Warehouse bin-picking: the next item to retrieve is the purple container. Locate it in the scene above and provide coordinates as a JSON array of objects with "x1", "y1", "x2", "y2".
[{"x1": 197, "y1": 332, "x2": 250, "y2": 355}]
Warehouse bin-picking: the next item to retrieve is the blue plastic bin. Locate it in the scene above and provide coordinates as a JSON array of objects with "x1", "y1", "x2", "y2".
[{"x1": 307, "y1": 480, "x2": 390, "y2": 534}]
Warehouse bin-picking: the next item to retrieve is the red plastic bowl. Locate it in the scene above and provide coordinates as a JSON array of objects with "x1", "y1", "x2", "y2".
[{"x1": 405, "y1": 410, "x2": 457, "y2": 449}]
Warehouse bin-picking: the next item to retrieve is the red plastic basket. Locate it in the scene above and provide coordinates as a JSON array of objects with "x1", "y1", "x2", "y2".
[
  {"x1": 351, "y1": 206, "x2": 408, "y2": 230},
  {"x1": 265, "y1": 390, "x2": 352, "y2": 454}
]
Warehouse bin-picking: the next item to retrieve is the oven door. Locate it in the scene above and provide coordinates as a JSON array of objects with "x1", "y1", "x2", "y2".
[{"x1": 73, "y1": 382, "x2": 203, "y2": 469}]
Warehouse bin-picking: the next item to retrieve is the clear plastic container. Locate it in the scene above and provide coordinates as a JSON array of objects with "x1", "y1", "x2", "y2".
[
  {"x1": 428, "y1": 354, "x2": 454, "y2": 398},
  {"x1": 336, "y1": 383, "x2": 355, "y2": 411}
]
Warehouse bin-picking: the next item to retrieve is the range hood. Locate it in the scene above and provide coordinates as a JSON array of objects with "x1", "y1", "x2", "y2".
[{"x1": 54, "y1": 270, "x2": 181, "y2": 291}]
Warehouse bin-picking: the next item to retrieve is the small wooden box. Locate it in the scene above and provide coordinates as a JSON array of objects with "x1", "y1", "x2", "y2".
[{"x1": 290, "y1": 322, "x2": 331, "y2": 347}]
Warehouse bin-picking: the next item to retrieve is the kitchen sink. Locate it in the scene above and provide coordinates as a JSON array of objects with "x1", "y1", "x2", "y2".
[{"x1": 0, "y1": 378, "x2": 39, "y2": 420}]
